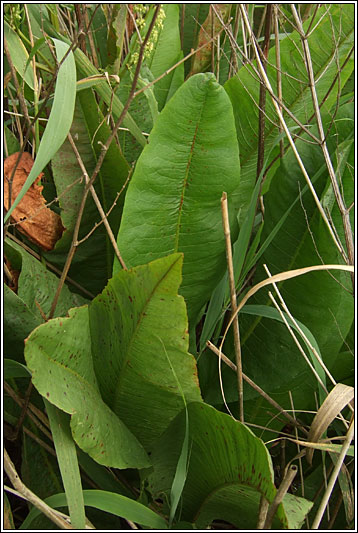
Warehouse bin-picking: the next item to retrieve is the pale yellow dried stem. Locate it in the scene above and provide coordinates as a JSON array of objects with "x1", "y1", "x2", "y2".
[
  {"x1": 4, "y1": 449, "x2": 74, "y2": 529},
  {"x1": 221, "y1": 192, "x2": 244, "y2": 422}
]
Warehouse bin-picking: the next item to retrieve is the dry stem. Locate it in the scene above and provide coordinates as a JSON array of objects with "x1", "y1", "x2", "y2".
[
  {"x1": 262, "y1": 464, "x2": 298, "y2": 528},
  {"x1": 221, "y1": 192, "x2": 244, "y2": 422},
  {"x1": 4, "y1": 449, "x2": 74, "y2": 529}
]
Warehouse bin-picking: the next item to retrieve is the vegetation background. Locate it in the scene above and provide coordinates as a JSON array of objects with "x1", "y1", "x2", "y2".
[{"x1": 3, "y1": 3, "x2": 354, "y2": 530}]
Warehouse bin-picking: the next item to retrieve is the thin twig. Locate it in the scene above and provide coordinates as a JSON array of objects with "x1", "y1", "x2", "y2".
[
  {"x1": 66, "y1": 132, "x2": 128, "y2": 268},
  {"x1": 256, "y1": 495, "x2": 270, "y2": 528},
  {"x1": 273, "y1": 5, "x2": 284, "y2": 159},
  {"x1": 221, "y1": 192, "x2": 244, "y2": 422},
  {"x1": 4, "y1": 382, "x2": 52, "y2": 440},
  {"x1": 256, "y1": 4, "x2": 272, "y2": 183}
]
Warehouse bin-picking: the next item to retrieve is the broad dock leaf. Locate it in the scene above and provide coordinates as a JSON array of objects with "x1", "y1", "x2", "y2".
[
  {"x1": 25, "y1": 306, "x2": 150, "y2": 469},
  {"x1": 149, "y1": 402, "x2": 312, "y2": 529},
  {"x1": 115, "y1": 73, "x2": 241, "y2": 325},
  {"x1": 90, "y1": 253, "x2": 202, "y2": 448}
]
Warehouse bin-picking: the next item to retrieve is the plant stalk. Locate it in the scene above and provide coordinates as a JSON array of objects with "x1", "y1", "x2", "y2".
[{"x1": 221, "y1": 192, "x2": 244, "y2": 422}]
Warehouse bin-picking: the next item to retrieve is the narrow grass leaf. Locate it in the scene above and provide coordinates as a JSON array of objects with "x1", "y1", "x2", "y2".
[
  {"x1": 45, "y1": 401, "x2": 86, "y2": 529},
  {"x1": 157, "y1": 336, "x2": 190, "y2": 527},
  {"x1": 20, "y1": 490, "x2": 168, "y2": 530},
  {"x1": 4, "y1": 39, "x2": 76, "y2": 222},
  {"x1": 289, "y1": 439, "x2": 354, "y2": 457},
  {"x1": 4, "y1": 21, "x2": 34, "y2": 89}
]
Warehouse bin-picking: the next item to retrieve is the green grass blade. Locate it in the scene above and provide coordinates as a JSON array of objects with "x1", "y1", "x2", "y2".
[
  {"x1": 45, "y1": 401, "x2": 86, "y2": 529},
  {"x1": 169, "y1": 408, "x2": 189, "y2": 527},
  {"x1": 156, "y1": 335, "x2": 190, "y2": 527},
  {"x1": 4, "y1": 21, "x2": 34, "y2": 89},
  {"x1": 20, "y1": 490, "x2": 168, "y2": 530},
  {"x1": 4, "y1": 38, "x2": 76, "y2": 222}
]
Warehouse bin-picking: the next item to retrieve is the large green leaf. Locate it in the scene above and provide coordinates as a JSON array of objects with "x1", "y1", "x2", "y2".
[
  {"x1": 90, "y1": 253, "x2": 202, "y2": 449},
  {"x1": 224, "y1": 4, "x2": 354, "y2": 222},
  {"x1": 24, "y1": 305, "x2": 150, "y2": 469},
  {"x1": 24, "y1": 254, "x2": 201, "y2": 465},
  {"x1": 220, "y1": 104, "x2": 354, "y2": 420},
  {"x1": 115, "y1": 73, "x2": 241, "y2": 325},
  {"x1": 148, "y1": 402, "x2": 312, "y2": 529},
  {"x1": 47, "y1": 91, "x2": 129, "y2": 294}
]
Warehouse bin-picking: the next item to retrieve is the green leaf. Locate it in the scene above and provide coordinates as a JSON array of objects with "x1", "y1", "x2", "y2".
[
  {"x1": 224, "y1": 4, "x2": 354, "y2": 222},
  {"x1": 89, "y1": 253, "x2": 202, "y2": 449},
  {"x1": 4, "y1": 359, "x2": 31, "y2": 379},
  {"x1": 4, "y1": 239, "x2": 86, "y2": 362},
  {"x1": 47, "y1": 91, "x2": 129, "y2": 294},
  {"x1": 20, "y1": 490, "x2": 168, "y2": 530},
  {"x1": 4, "y1": 283, "x2": 40, "y2": 362},
  {"x1": 45, "y1": 403, "x2": 86, "y2": 529},
  {"x1": 24, "y1": 305, "x2": 150, "y2": 469},
  {"x1": 4, "y1": 39, "x2": 76, "y2": 222},
  {"x1": 115, "y1": 73, "x2": 241, "y2": 325},
  {"x1": 4, "y1": 21, "x2": 34, "y2": 89},
  {"x1": 221, "y1": 103, "x2": 355, "y2": 422},
  {"x1": 146, "y1": 4, "x2": 184, "y2": 110},
  {"x1": 148, "y1": 402, "x2": 312, "y2": 529},
  {"x1": 5, "y1": 239, "x2": 87, "y2": 319}
]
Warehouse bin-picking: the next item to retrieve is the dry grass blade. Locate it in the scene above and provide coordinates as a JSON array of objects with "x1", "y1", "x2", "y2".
[
  {"x1": 306, "y1": 383, "x2": 354, "y2": 465},
  {"x1": 220, "y1": 264, "x2": 354, "y2": 354}
]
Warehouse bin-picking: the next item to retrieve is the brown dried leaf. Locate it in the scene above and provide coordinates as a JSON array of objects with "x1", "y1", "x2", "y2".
[
  {"x1": 189, "y1": 4, "x2": 232, "y2": 76},
  {"x1": 4, "y1": 152, "x2": 64, "y2": 251}
]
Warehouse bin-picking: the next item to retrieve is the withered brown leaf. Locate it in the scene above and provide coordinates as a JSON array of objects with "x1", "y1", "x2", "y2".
[{"x1": 4, "y1": 152, "x2": 64, "y2": 251}]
